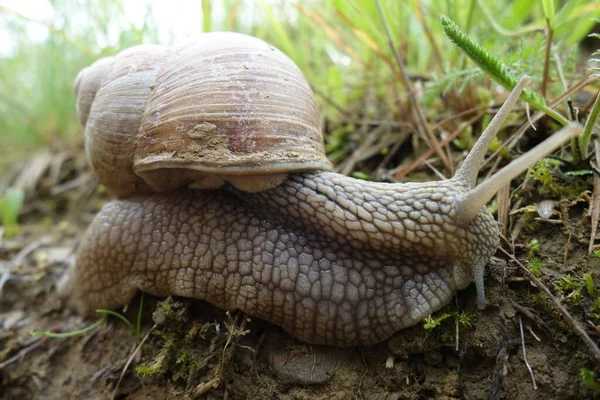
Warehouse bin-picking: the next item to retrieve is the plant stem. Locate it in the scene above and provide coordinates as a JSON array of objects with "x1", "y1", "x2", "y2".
[
  {"x1": 541, "y1": 18, "x2": 553, "y2": 97},
  {"x1": 136, "y1": 293, "x2": 144, "y2": 343},
  {"x1": 539, "y1": 104, "x2": 570, "y2": 126},
  {"x1": 580, "y1": 92, "x2": 600, "y2": 159},
  {"x1": 464, "y1": 0, "x2": 477, "y2": 33},
  {"x1": 441, "y1": 15, "x2": 570, "y2": 129},
  {"x1": 441, "y1": 16, "x2": 544, "y2": 107},
  {"x1": 539, "y1": 100, "x2": 579, "y2": 161},
  {"x1": 476, "y1": 0, "x2": 544, "y2": 37}
]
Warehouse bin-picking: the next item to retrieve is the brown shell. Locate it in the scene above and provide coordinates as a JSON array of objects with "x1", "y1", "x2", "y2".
[
  {"x1": 76, "y1": 32, "x2": 331, "y2": 195},
  {"x1": 77, "y1": 45, "x2": 167, "y2": 197},
  {"x1": 74, "y1": 56, "x2": 114, "y2": 127}
]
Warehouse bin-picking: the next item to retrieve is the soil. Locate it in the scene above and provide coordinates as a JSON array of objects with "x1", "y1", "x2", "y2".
[{"x1": 1, "y1": 149, "x2": 599, "y2": 400}]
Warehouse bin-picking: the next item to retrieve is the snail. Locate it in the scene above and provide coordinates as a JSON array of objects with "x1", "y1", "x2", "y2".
[{"x1": 68, "y1": 32, "x2": 580, "y2": 347}]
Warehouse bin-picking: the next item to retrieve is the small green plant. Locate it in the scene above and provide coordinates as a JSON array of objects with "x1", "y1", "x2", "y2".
[
  {"x1": 423, "y1": 311, "x2": 472, "y2": 330},
  {"x1": 581, "y1": 368, "x2": 600, "y2": 393},
  {"x1": 584, "y1": 274, "x2": 596, "y2": 298},
  {"x1": 441, "y1": 13, "x2": 600, "y2": 163},
  {"x1": 440, "y1": 15, "x2": 566, "y2": 125},
  {"x1": 583, "y1": 274, "x2": 600, "y2": 324},
  {"x1": 0, "y1": 187, "x2": 24, "y2": 239},
  {"x1": 527, "y1": 239, "x2": 543, "y2": 276},
  {"x1": 554, "y1": 275, "x2": 582, "y2": 307},
  {"x1": 529, "y1": 239, "x2": 540, "y2": 254},
  {"x1": 530, "y1": 259, "x2": 542, "y2": 276},
  {"x1": 458, "y1": 312, "x2": 473, "y2": 327}
]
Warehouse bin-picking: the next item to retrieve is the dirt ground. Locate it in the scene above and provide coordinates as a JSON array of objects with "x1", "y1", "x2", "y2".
[{"x1": 1, "y1": 149, "x2": 599, "y2": 400}]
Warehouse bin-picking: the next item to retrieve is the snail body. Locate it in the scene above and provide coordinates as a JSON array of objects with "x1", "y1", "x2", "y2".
[
  {"x1": 70, "y1": 32, "x2": 580, "y2": 346},
  {"x1": 75, "y1": 172, "x2": 495, "y2": 346}
]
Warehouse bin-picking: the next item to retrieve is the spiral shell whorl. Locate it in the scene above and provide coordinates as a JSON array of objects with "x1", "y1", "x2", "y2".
[
  {"x1": 76, "y1": 32, "x2": 331, "y2": 196},
  {"x1": 74, "y1": 56, "x2": 114, "y2": 127},
  {"x1": 84, "y1": 45, "x2": 167, "y2": 197},
  {"x1": 134, "y1": 32, "x2": 330, "y2": 192}
]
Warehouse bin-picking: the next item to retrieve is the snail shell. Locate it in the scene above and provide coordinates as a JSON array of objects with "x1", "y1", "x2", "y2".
[{"x1": 74, "y1": 32, "x2": 332, "y2": 197}]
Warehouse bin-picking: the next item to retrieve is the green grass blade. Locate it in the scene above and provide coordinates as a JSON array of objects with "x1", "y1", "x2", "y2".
[
  {"x1": 579, "y1": 92, "x2": 600, "y2": 159},
  {"x1": 96, "y1": 309, "x2": 136, "y2": 336},
  {"x1": 31, "y1": 317, "x2": 106, "y2": 338},
  {"x1": 542, "y1": 0, "x2": 556, "y2": 22},
  {"x1": 0, "y1": 187, "x2": 24, "y2": 238},
  {"x1": 136, "y1": 293, "x2": 144, "y2": 342}
]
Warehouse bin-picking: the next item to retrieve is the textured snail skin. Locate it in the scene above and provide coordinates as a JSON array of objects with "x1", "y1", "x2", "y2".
[{"x1": 72, "y1": 171, "x2": 498, "y2": 346}]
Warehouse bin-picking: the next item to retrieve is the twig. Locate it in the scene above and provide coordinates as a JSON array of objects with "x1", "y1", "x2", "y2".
[
  {"x1": 50, "y1": 172, "x2": 93, "y2": 196},
  {"x1": 387, "y1": 103, "x2": 486, "y2": 179},
  {"x1": 0, "y1": 236, "x2": 53, "y2": 294},
  {"x1": 311, "y1": 86, "x2": 352, "y2": 119},
  {"x1": 371, "y1": 130, "x2": 411, "y2": 178},
  {"x1": 191, "y1": 312, "x2": 248, "y2": 399},
  {"x1": 423, "y1": 160, "x2": 446, "y2": 180},
  {"x1": 527, "y1": 326, "x2": 542, "y2": 342},
  {"x1": 338, "y1": 123, "x2": 387, "y2": 175},
  {"x1": 111, "y1": 324, "x2": 157, "y2": 400},
  {"x1": 0, "y1": 336, "x2": 49, "y2": 370},
  {"x1": 498, "y1": 247, "x2": 600, "y2": 365},
  {"x1": 497, "y1": 184, "x2": 510, "y2": 237},
  {"x1": 434, "y1": 103, "x2": 488, "y2": 128},
  {"x1": 519, "y1": 315, "x2": 538, "y2": 390},
  {"x1": 375, "y1": 0, "x2": 452, "y2": 173},
  {"x1": 393, "y1": 113, "x2": 483, "y2": 179},
  {"x1": 416, "y1": 3, "x2": 444, "y2": 69},
  {"x1": 525, "y1": 103, "x2": 536, "y2": 131},
  {"x1": 190, "y1": 377, "x2": 220, "y2": 398},
  {"x1": 553, "y1": 53, "x2": 568, "y2": 92}
]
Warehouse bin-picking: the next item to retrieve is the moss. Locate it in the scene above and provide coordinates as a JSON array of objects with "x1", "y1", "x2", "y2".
[
  {"x1": 160, "y1": 302, "x2": 174, "y2": 318},
  {"x1": 172, "y1": 349, "x2": 207, "y2": 383},
  {"x1": 135, "y1": 338, "x2": 174, "y2": 379},
  {"x1": 529, "y1": 159, "x2": 591, "y2": 198},
  {"x1": 554, "y1": 275, "x2": 583, "y2": 308}
]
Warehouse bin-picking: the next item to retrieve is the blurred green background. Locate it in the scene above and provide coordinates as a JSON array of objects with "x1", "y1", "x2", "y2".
[{"x1": 0, "y1": 0, "x2": 598, "y2": 167}]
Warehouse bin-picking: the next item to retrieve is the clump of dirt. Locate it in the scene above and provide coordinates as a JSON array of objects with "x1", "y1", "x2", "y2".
[{"x1": 0, "y1": 148, "x2": 598, "y2": 399}]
